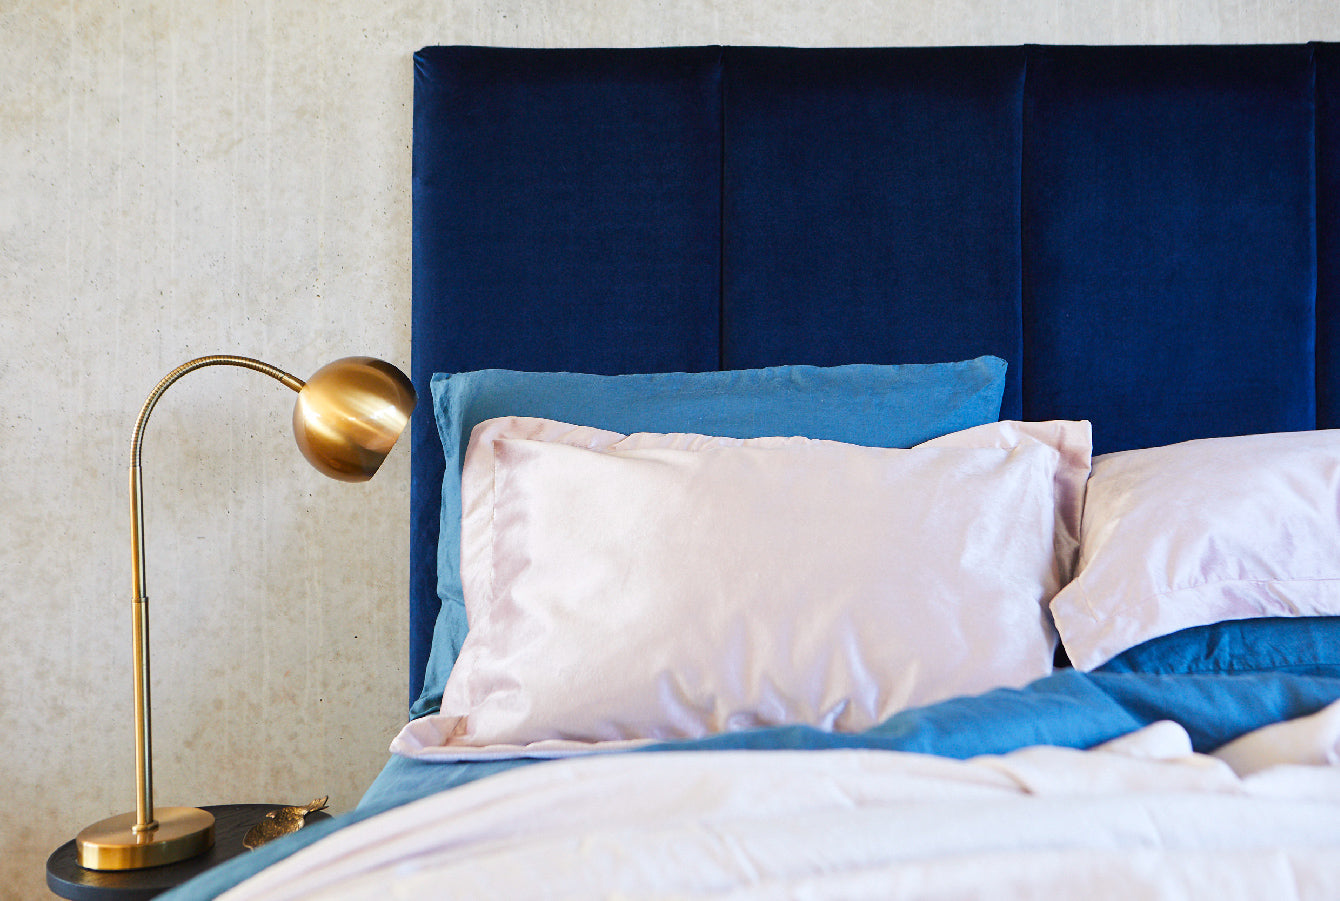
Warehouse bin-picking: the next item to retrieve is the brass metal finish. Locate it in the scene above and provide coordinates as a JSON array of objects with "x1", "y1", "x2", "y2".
[
  {"x1": 293, "y1": 357, "x2": 416, "y2": 481},
  {"x1": 76, "y1": 807, "x2": 216, "y2": 870},
  {"x1": 242, "y1": 796, "x2": 330, "y2": 850},
  {"x1": 77, "y1": 354, "x2": 413, "y2": 871}
]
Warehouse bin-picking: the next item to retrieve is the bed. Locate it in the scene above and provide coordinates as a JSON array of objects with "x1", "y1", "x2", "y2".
[{"x1": 164, "y1": 44, "x2": 1340, "y2": 898}]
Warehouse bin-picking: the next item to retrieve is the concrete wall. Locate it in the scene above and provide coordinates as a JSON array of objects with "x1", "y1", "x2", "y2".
[{"x1": 4, "y1": 2, "x2": 1337, "y2": 898}]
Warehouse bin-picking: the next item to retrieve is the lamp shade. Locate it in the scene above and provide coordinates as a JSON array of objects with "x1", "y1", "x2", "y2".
[{"x1": 293, "y1": 356, "x2": 417, "y2": 481}]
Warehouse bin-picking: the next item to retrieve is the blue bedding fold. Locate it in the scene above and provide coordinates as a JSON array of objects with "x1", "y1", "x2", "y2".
[{"x1": 161, "y1": 667, "x2": 1340, "y2": 900}]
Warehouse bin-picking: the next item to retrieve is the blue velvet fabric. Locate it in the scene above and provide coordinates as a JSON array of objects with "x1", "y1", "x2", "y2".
[
  {"x1": 720, "y1": 47, "x2": 1028, "y2": 419},
  {"x1": 1319, "y1": 44, "x2": 1340, "y2": 429},
  {"x1": 410, "y1": 47, "x2": 724, "y2": 700},
  {"x1": 410, "y1": 44, "x2": 1338, "y2": 706},
  {"x1": 1021, "y1": 45, "x2": 1317, "y2": 452}
]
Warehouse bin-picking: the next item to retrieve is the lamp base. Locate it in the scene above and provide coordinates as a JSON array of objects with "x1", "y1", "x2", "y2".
[{"x1": 75, "y1": 807, "x2": 215, "y2": 871}]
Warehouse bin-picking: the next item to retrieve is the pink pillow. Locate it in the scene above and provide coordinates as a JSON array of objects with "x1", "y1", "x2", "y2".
[
  {"x1": 393, "y1": 418, "x2": 1091, "y2": 758},
  {"x1": 1050, "y1": 430, "x2": 1340, "y2": 671}
]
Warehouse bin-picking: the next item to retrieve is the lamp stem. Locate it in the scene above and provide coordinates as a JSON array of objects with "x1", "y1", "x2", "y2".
[
  {"x1": 80, "y1": 351, "x2": 412, "y2": 870},
  {"x1": 127, "y1": 356, "x2": 304, "y2": 834}
]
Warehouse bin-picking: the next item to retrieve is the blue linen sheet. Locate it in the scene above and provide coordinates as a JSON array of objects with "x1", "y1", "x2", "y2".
[{"x1": 160, "y1": 665, "x2": 1340, "y2": 900}]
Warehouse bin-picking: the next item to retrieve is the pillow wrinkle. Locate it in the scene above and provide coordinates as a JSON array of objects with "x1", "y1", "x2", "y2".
[
  {"x1": 1052, "y1": 429, "x2": 1340, "y2": 670},
  {"x1": 410, "y1": 417, "x2": 1090, "y2": 754}
]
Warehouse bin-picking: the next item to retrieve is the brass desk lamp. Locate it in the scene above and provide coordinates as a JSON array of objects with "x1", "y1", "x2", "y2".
[{"x1": 74, "y1": 355, "x2": 416, "y2": 870}]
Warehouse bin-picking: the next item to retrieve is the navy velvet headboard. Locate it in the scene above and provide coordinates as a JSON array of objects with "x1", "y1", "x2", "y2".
[{"x1": 409, "y1": 44, "x2": 1340, "y2": 703}]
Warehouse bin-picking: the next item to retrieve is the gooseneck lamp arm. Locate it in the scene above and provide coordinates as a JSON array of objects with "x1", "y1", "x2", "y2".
[
  {"x1": 129, "y1": 357, "x2": 304, "y2": 836},
  {"x1": 75, "y1": 354, "x2": 415, "y2": 871}
]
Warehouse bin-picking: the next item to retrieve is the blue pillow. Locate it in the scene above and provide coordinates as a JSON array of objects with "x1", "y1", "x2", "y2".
[
  {"x1": 1096, "y1": 617, "x2": 1340, "y2": 676},
  {"x1": 411, "y1": 357, "x2": 1007, "y2": 717}
]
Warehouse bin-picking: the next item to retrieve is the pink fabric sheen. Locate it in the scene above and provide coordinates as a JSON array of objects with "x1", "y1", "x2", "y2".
[
  {"x1": 1050, "y1": 430, "x2": 1340, "y2": 671},
  {"x1": 411, "y1": 418, "x2": 1091, "y2": 755}
]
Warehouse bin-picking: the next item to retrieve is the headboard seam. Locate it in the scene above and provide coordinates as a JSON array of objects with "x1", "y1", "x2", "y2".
[
  {"x1": 716, "y1": 46, "x2": 728, "y2": 372},
  {"x1": 1312, "y1": 41, "x2": 1322, "y2": 430}
]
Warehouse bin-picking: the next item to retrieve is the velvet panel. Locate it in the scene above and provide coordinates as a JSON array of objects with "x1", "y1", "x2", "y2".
[
  {"x1": 1020, "y1": 45, "x2": 1317, "y2": 453},
  {"x1": 1318, "y1": 43, "x2": 1340, "y2": 430},
  {"x1": 720, "y1": 47, "x2": 1028, "y2": 419},
  {"x1": 410, "y1": 47, "x2": 724, "y2": 700}
]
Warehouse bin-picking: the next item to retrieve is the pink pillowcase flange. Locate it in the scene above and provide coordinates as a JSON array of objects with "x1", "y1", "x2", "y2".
[{"x1": 393, "y1": 417, "x2": 1092, "y2": 759}]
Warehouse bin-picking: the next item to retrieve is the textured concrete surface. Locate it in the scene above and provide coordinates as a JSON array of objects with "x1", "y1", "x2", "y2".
[{"x1": 4, "y1": 2, "x2": 1337, "y2": 898}]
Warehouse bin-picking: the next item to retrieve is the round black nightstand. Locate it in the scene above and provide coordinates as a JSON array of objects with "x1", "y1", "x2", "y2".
[{"x1": 47, "y1": 804, "x2": 332, "y2": 900}]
